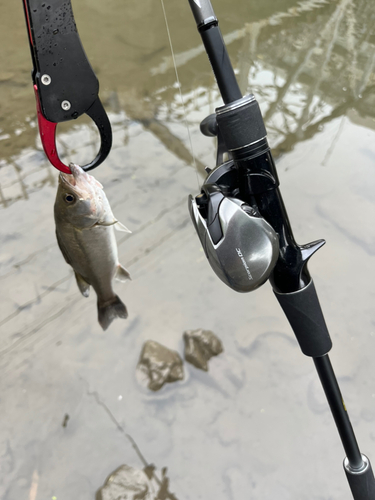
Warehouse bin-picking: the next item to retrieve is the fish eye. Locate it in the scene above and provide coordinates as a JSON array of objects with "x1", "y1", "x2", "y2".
[{"x1": 64, "y1": 194, "x2": 75, "y2": 203}]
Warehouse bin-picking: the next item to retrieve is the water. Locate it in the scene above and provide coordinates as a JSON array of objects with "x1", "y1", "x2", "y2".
[{"x1": 0, "y1": 0, "x2": 375, "y2": 499}]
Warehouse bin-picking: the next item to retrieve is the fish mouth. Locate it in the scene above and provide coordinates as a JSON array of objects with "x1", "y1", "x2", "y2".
[
  {"x1": 59, "y1": 163, "x2": 102, "y2": 192},
  {"x1": 59, "y1": 163, "x2": 87, "y2": 190},
  {"x1": 59, "y1": 172, "x2": 76, "y2": 186},
  {"x1": 59, "y1": 172, "x2": 80, "y2": 197}
]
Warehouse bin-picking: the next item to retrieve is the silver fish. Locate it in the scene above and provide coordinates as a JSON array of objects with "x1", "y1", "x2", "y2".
[{"x1": 54, "y1": 163, "x2": 131, "y2": 330}]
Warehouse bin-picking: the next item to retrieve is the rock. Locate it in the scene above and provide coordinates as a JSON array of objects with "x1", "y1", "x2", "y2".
[
  {"x1": 136, "y1": 340, "x2": 184, "y2": 391},
  {"x1": 183, "y1": 329, "x2": 223, "y2": 371},
  {"x1": 97, "y1": 464, "x2": 152, "y2": 500}
]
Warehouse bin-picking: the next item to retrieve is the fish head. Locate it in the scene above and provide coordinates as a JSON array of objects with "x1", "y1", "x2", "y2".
[{"x1": 55, "y1": 163, "x2": 114, "y2": 229}]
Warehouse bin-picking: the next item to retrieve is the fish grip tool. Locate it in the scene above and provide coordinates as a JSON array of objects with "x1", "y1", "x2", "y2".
[
  {"x1": 187, "y1": 0, "x2": 375, "y2": 498},
  {"x1": 22, "y1": 0, "x2": 112, "y2": 173}
]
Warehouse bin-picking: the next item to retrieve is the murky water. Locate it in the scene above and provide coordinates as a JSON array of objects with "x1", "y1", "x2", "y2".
[{"x1": 1, "y1": 0, "x2": 375, "y2": 499}]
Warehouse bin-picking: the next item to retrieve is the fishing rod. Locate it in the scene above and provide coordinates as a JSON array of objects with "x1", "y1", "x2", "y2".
[
  {"x1": 186, "y1": 0, "x2": 375, "y2": 498},
  {"x1": 22, "y1": 0, "x2": 112, "y2": 173}
]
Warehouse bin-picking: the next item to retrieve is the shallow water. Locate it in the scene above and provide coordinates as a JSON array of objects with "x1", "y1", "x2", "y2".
[{"x1": 1, "y1": 0, "x2": 375, "y2": 499}]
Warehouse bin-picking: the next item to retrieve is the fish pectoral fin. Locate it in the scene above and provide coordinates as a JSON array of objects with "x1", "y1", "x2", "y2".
[
  {"x1": 115, "y1": 264, "x2": 132, "y2": 282},
  {"x1": 75, "y1": 272, "x2": 91, "y2": 297},
  {"x1": 94, "y1": 220, "x2": 131, "y2": 233},
  {"x1": 114, "y1": 221, "x2": 132, "y2": 233}
]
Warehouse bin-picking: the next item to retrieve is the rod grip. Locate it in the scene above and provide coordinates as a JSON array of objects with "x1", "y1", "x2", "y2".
[
  {"x1": 344, "y1": 455, "x2": 375, "y2": 500},
  {"x1": 274, "y1": 280, "x2": 332, "y2": 357},
  {"x1": 216, "y1": 96, "x2": 267, "y2": 152}
]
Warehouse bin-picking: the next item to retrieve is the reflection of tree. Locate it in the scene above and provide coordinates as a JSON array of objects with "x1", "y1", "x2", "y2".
[
  {"x1": 273, "y1": 84, "x2": 375, "y2": 157},
  {"x1": 294, "y1": 0, "x2": 349, "y2": 140},
  {"x1": 152, "y1": 0, "x2": 375, "y2": 159},
  {"x1": 2, "y1": 0, "x2": 375, "y2": 208},
  {"x1": 236, "y1": 0, "x2": 375, "y2": 152}
]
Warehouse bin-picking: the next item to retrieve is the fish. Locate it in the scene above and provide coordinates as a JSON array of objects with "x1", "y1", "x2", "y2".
[{"x1": 54, "y1": 163, "x2": 131, "y2": 330}]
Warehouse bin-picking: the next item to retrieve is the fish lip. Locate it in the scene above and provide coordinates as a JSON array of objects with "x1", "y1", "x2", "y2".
[
  {"x1": 59, "y1": 163, "x2": 86, "y2": 190},
  {"x1": 68, "y1": 163, "x2": 84, "y2": 178},
  {"x1": 58, "y1": 163, "x2": 85, "y2": 185},
  {"x1": 59, "y1": 171, "x2": 78, "y2": 190}
]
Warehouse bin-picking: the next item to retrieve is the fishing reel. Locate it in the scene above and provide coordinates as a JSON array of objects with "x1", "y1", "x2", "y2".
[{"x1": 189, "y1": 160, "x2": 279, "y2": 293}]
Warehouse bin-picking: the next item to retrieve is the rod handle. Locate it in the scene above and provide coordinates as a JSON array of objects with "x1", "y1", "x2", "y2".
[
  {"x1": 344, "y1": 455, "x2": 375, "y2": 500},
  {"x1": 274, "y1": 280, "x2": 332, "y2": 357}
]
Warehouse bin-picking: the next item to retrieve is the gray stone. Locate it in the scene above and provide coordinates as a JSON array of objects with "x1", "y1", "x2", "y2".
[
  {"x1": 97, "y1": 464, "x2": 152, "y2": 500},
  {"x1": 183, "y1": 329, "x2": 224, "y2": 371},
  {"x1": 136, "y1": 341, "x2": 184, "y2": 391}
]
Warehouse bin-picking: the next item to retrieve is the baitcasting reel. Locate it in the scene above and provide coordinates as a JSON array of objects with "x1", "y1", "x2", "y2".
[{"x1": 189, "y1": 160, "x2": 279, "y2": 293}]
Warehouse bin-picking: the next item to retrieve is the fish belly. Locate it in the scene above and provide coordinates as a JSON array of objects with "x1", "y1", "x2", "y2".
[{"x1": 61, "y1": 223, "x2": 118, "y2": 302}]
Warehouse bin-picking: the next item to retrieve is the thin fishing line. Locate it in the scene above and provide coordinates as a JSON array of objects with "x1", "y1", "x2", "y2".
[{"x1": 160, "y1": 0, "x2": 201, "y2": 189}]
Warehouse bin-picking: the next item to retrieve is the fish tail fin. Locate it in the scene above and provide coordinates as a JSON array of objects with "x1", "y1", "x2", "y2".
[{"x1": 98, "y1": 295, "x2": 128, "y2": 331}]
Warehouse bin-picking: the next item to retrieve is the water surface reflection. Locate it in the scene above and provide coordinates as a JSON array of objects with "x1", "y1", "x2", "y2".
[{"x1": 0, "y1": 0, "x2": 374, "y2": 499}]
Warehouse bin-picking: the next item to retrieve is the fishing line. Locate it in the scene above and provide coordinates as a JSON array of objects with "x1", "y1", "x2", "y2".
[{"x1": 159, "y1": 0, "x2": 201, "y2": 189}]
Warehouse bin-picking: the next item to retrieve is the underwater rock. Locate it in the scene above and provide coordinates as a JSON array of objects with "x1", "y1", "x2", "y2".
[
  {"x1": 136, "y1": 340, "x2": 184, "y2": 391},
  {"x1": 97, "y1": 464, "x2": 152, "y2": 500},
  {"x1": 183, "y1": 329, "x2": 223, "y2": 371}
]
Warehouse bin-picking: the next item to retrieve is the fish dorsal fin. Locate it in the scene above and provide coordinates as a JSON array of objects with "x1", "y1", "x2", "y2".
[
  {"x1": 114, "y1": 221, "x2": 132, "y2": 233},
  {"x1": 75, "y1": 272, "x2": 91, "y2": 297},
  {"x1": 115, "y1": 264, "x2": 132, "y2": 282}
]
